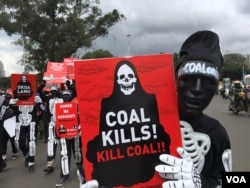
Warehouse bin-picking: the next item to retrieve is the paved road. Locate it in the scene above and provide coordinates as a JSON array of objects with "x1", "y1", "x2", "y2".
[
  {"x1": 1, "y1": 94, "x2": 249, "y2": 188},
  {"x1": 205, "y1": 94, "x2": 250, "y2": 171},
  {"x1": 0, "y1": 132, "x2": 79, "y2": 188}
]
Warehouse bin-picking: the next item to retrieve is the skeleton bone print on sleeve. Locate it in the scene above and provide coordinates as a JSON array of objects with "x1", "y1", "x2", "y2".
[
  {"x1": 48, "y1": 98, "x2": 63, "y2": 157},
  {"x1": 180, "y1": 121, "x2": 211, "y2": 173},
  {"x1": 49, "y1": 98, "x2": 63, "y2": 121}
]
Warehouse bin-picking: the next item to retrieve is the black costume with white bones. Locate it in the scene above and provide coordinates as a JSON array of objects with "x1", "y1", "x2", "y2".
[
  {"x1": 56, "y1": 89, "x2": 85, "y2": 187},
  {"x1": 10, "y1": 95, "x2": 43, "y2": 172},
  {"x1": 81, "y1": 31, "x2": 232, "y2": 188},
  {"x1": 155, "y1": 31, "x2": 232, "y2": 188}
]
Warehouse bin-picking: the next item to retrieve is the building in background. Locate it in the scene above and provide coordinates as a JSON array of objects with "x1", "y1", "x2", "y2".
[{"x1": 0, "y1": 61, "x2": 5, "y2": 77}]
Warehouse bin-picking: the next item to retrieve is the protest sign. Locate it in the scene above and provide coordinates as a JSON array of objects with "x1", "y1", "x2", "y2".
[
  {"x1": 55, "y1": 101, "x2": 78, "y2": 138},
  {"x1": 74, "y1": 54, "x2": 182, "y2": 187},
  {"x1": 3, "y1": 116, "x2": 16, "y2": 137},
  {"x1": 11, "y1": 74, "x2": 36, "y2": 105}
]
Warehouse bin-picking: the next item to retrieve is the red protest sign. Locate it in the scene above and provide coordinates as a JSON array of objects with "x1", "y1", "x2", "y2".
[
  {"x1": 64, "y1": 58, "x2": 78, "y2": 79},
  {"x1": 11, "y1": 74, "x2": 36, "y2": 105},
  {"x1": 74, "y1": 54, "x2": 182, "y2": 188},
  {"x1": 55, "y1": 101, "x2": 78, "y2": 138},
  {"x1": 46, "y1": 61, "x2": 66, "y2": 72}
]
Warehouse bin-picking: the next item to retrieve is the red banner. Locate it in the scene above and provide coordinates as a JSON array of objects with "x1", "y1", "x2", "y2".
[
  {"x1": 11, "y1": 74, "x2": 36, "y2": 105},
  {"x1": 46, "y1": 61, "x2": 66, "y2": 72},
  {"x1": 74, "y1": 54, "x2": 182, "y2": 187},
  {"x1": 64, "y1": 58, "x2": 77, "y2": 79},
  {"x1": 55, "y1": 101, "x2": 78, "y2": 138}
]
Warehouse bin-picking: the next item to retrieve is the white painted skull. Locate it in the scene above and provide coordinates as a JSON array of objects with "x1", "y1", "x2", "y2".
[{"x1": 117, "y1": 64, "x2": 137, "y2": 95}]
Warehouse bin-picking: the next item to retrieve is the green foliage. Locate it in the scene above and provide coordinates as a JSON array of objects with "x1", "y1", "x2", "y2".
[
  {"x1": 173, "y1": 53, "x2": 179, "y2": 64},
  {"x1": 0, "y1": 76, "x2": 11, "y2": 90},
  {"x1": 82, "y1": 49, "x2": 113, "y2": 59},
  {"x1": 220, "y1": 53, "x2": 249, "y2": 81},
  {"x1": 0, "y1": 0, "x2": 125, "y2": 73}
]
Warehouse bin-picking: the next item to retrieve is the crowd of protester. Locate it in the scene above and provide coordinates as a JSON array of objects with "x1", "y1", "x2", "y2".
[
  {"x1": 0, "y1": 30, "x2": 232, "y2": 188},
  {"x1": 0, "y1": 79, "x2": 82, "y2": 187}
]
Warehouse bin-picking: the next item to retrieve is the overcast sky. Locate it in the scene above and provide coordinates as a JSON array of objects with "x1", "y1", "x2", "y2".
[{"x1": 1, "y1": 0, "x2": 250, "y2": 76}]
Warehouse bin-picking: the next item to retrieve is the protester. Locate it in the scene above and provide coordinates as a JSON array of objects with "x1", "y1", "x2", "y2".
[
  {"x1": 0, "y1": 95, "x2": 10, "y2": 172},
  {"x1": 55, "y1": 89, "x2": 85, "y2": 187},
  {"x1": 65, "y1": 80, "x2": 77, "y2": 98},
  {"x1": 1, "y1": 92, "x2": 18, "y2": 161},
  {"x1": 80, "y1": 31, "x2": 232, "y2": 188},
  {"x1": 155, "y1": 30, "x2": 232, "y2": 188},
  {"x1": 9, "y1": 94, "x2": 44, "y2": 173},
  {"x1": 37, "y1": 83, "x2": 63, "y2": 174},
  {"x1": 37, "y1": 83, "x2": 51, "y2": 143}
]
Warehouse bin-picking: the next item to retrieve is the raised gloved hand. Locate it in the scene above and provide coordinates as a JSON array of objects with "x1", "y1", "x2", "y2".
[
  {"x1": 80, "y1": 180, "x2": 99, "y2": 188},
  {"x1": 35, "y1": 95, "x2": 42, "y2": 103},
  {"x1": 9, "y1": 98, "x2": 18, "y2": 105},
  {"x1": 155, "y1": 147, "x2": 202, "y2": 188}
]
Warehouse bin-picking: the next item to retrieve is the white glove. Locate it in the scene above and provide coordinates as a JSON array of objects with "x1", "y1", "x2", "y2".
[
  {"x1": 35, "y1": 96, "x2": 42, "y2": 103},
  {"x1": 80, "y1": 180, "x2": 99, "y2": 188},
  {"x1": 155, "y1": 147, "x2": 202, "y2": 188},
  {"x1": 9, "y1": 98, "x2": 18, "y2": 104}
]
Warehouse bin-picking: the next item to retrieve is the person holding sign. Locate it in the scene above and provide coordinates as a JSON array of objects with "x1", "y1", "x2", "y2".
[
  {"x1": 9, "y1": 94, "x2": 43, "y2": 173},
  {"x1": 80, "y1": 31, "x2": 232, "y2": 188},
  {"x1": 55, "y1": 89, "x2": 84, "y2": 187},
  {"x1": 39, "y1": 85, "x2": 63, "y2": 174},
  {"x1": 155, "y1": 31, "x2": 232, "y2": 187}
]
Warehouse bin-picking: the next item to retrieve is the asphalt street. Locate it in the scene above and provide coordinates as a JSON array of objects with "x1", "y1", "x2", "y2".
[{"x1": 0, "y1": 94, "x2": 250, "y2": 188}]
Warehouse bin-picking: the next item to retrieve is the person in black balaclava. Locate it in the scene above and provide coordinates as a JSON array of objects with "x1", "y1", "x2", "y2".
[
  {"x1": 55, "y1": 90, "x2": 85, "y2": 187},
  {"x1": 37, "y1": 83, "x2": 63, "y2": 174},
  {"x1": 81, "y1": 31, "x2": 232, "y2": 188},
  {"x1": 155, "y1": 31, "x2": 232, "y2": 188}
]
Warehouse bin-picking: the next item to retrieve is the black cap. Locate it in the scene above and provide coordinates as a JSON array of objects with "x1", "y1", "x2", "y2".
[{"x1": 175, "y1": 30, "x2": 223, "y2": 72}]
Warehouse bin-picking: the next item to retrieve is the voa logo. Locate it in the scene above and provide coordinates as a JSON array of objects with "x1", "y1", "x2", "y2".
[{"x1": 226, "y1": 176, "x2": 246, "y2": 183}]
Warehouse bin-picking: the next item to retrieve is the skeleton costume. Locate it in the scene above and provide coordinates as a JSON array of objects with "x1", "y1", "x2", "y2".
[
  {"x1": 37, "y1": 82, "x2": 61, "y2": 173},
  {"x1": 40, "y1": 86, "x2": 63, "y2": 173},
  {"x1": 155, "y1": 31, "x2": 232, "y2": 188},
  {"x1": 55, "y1": 90, "x2": 85, "y2": 187},
  {"x1": 10, "y1": 95, "x2": 43, "y2": 173}
]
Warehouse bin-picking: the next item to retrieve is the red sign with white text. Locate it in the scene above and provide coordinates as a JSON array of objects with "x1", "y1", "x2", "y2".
[
  {"x1": 64, "y1": 58, "x2": 78, "y2": 79},
  {"x1": 46, "y1": 61, "x2": 66, "y2": 72},
  {"x1": 55, "y1": 101, "x2": 78, "y2": 138},
  {"x1": 11, "y1": 74, "x2": 36, "y2": 105},
  {"x1": 74, "y1": 54, "x2": 182, "y2": 188}
]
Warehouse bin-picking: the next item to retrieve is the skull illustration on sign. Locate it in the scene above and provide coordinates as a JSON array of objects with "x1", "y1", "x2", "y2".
[{"x1": 117, "y1": 64, "x2": 137, "y2": 95}]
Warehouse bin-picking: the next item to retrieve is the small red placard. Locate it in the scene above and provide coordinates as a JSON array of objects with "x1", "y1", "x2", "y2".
[
  {"x1": 55, "y1": 101, "x2": 78, "y2": 138},
  {"x1": 11, "y1": 74, "x2": 36, "y2": 106}
]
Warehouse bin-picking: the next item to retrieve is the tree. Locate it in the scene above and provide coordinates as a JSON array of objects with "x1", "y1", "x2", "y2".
[
  {"x1": 0, "y1": 76, "x2": 10, "y2": 90},
  {"x1": 221, "y1": 53, "x2": 248, "y2": 80},
  {"x1": 82, "y1": 49, "x2": 113, "y2": 59},
  {"x1": 0, "y1": 0, "x2": 125, "y2": 73}
]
